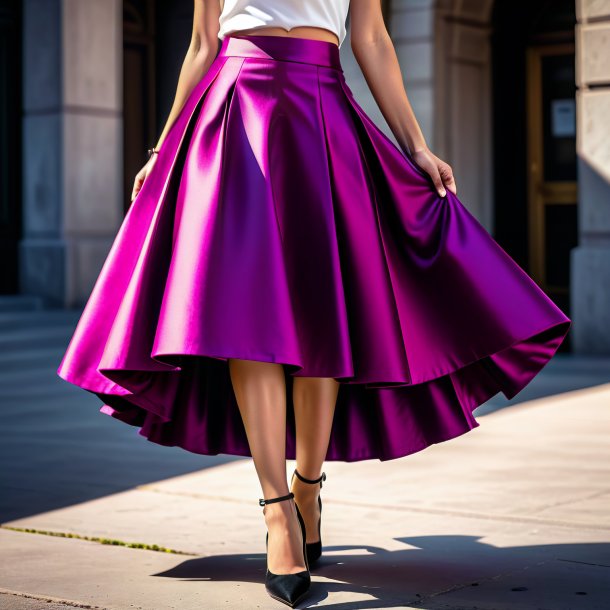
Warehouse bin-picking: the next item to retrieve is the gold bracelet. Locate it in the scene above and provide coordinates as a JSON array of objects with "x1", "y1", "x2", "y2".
[{"x1": 147, "y1": 147, "x2": 160, "y2": 159}]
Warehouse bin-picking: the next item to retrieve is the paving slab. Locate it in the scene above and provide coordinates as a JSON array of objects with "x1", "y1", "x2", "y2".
[
  {"x1": 2, "y1": 383, "x2": 610, "y2": 609},
  {"x1": 1, "y1": 514, "x2": 607, "y2": 609},
  {"x1": 0, "y1": 529, "x2": 264, "y2": 610},
  {"x1": 416, "y1": 559, "x2": 610, "y2": 610},
  {"x1": 8, "y1": 383, "x2": 608, "y2": 540}
]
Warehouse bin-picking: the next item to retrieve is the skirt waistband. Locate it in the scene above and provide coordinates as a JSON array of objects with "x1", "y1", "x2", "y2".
[{"x1": 218, "y1": 34, "x2": 343, "y2": 71}]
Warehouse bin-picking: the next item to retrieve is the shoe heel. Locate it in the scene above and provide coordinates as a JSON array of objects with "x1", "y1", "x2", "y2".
[{"x1": 291, "y1": 469, "x2": 326, "y2": 565}]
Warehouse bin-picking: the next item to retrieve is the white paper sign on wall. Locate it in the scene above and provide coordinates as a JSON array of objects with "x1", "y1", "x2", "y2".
[{"x1": 551, "y1": 99, "x2": 576, "y2": 138}]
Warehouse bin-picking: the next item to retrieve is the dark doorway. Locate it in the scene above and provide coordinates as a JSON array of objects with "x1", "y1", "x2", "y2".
[
  {"x1": 491, "y1": 0, "x2": 576, "y2": 349},
  {"x1": 122, "y1": 0, "x2": 198, "y2": 212},
  {"x1": 123, "y1": 0, "x2": 157, "y2": 212},
  {"x1": 154, "y1": 0, "x2": 193, "y2": 137},
  {"x1": 0, "y1": 0, "x2": 22, "y2": 294}
]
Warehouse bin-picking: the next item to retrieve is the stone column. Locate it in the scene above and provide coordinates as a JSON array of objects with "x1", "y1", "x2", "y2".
[
  {"x1": 572, "y1": 0, "x2": 610, "y2": 353},
  {"x1": 434, "y1": 0, "x2": 494, "y2": 231},
  {"x1": 21, "y1": 0, "x2": 122, "y2": 307},
  {"x1": 388, "y1": 0, "x2": 436, "y2": 146}
]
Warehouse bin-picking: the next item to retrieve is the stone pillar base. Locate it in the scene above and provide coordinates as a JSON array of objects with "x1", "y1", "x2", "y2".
[
  {"x1": 19, "y1": 236, "x2": 116, "y2": 309},
  {"x1": 19, "y1": 239, "x2": 66, "y2": 308},
  {"x1": 571, "y1": 246, "x2": 610, "y2": 353}
]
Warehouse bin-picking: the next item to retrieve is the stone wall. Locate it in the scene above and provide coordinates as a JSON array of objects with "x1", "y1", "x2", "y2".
[
  {"x1": 572, "y1": 0, "x2": 610, "y2": 352},
  {"x1": 20, "y1": 0, "x2": 122, "y2": 307},
  {"x1": 374, "y1": 0, "x2": 494, "y2": 230},
  {"x1": 434, "y1": 0, "x2": 494, "y2": 230}
]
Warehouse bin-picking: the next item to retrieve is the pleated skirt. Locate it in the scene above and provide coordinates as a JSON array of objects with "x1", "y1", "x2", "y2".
[{"x1": 56, "y1": 34, "x2": 571, "y2": 461}]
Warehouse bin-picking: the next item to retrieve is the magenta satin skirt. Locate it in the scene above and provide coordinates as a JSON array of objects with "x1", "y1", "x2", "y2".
[{"x1": 56, "y1": 34, "x2": 571, "y2": 461}]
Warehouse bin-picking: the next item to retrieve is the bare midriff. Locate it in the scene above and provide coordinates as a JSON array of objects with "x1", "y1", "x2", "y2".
[{"x1": 230, "y1": 25, "x2": 340, "y2": 47}]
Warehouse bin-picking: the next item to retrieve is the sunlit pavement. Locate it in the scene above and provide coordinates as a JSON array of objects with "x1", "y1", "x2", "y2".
[{"x1": 1, "y1": 308, "x2": 609, "y2": 610}]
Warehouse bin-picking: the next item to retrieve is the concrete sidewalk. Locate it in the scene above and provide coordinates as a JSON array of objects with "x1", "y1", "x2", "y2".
[
  {"x1": 1, "y1": 307, "x2": 607, "y2": 524},
  {"x1": 2, "y1": 381, "x2": 609, "y2": 609}
]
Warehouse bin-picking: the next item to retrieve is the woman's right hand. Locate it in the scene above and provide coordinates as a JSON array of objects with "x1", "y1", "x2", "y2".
[
  {"x1": 131, "y1": 153, "x2": 158, "y2": 202},
  {"x1": 411, "y1": 146, "x2": 457, "y2": 198}
]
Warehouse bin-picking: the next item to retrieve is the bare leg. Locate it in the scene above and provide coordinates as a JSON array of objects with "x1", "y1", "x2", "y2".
[
  {"x1": 228, "y1": 358, "x2": 306, "y2": 574},
  {"x1": 290, "y1": 376, "x2": 340, "y2": 543}
]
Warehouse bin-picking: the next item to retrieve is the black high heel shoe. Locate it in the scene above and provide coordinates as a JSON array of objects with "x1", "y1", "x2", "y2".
[
  {"x1": 259, "y1": 491, "x2": 310, "y2": 608},
  {"x1": 291, "y1": 469, "x2": 326, "y2": 565}
]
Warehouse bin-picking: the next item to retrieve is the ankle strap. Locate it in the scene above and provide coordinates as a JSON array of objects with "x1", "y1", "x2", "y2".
[
  {"x1": 294, "y1": 469, "x2": 327, "y2": 488},
  {"x1": 258, "y1": 491, "x2": 294, "y2": 507}
]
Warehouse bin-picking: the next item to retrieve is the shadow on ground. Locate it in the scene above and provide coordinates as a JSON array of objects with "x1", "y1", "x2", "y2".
[
  {"x1": 153, "y1": 535, "x2": 610, "y2": 609},
  {"x1": 0, "y1": 309, "x2": 245, "y2": 522}
]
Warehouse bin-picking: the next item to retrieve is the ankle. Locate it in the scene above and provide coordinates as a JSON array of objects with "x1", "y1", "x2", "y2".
[
  {"x1": 291, "y1": 474, "x2": 322, "y2": 494},
  {"x1": 294, "y1": 467, "x2": 324, "y2": 482},
  {"x1": 291, "y1": 481, "x2": 319, "y2": 500},
  {"x1": 263, "y1": 499, "x2": 295, "y2": 524}
]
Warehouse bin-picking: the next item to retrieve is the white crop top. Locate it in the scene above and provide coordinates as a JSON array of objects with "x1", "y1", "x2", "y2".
[{"x1": 218, "y1": 0, "x2": 350, "y2": 48}]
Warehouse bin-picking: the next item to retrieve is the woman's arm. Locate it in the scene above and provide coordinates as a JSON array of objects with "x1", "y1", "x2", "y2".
[
  {"x1": 349, "y1": 0, "x2": 456, "y2": 197},
  {"x1": 132, "y1": 0, "x2": 221, "y2": 201}
]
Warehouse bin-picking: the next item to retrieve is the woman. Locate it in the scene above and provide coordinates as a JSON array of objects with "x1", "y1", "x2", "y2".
[{"x1": 57, "y1": 0, "x2": 571, "y2": 607}]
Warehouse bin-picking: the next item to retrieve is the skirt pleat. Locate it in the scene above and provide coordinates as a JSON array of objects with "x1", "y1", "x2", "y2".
[{"x1": 57, "y1": 34, "x2": 571, "y2": 462}]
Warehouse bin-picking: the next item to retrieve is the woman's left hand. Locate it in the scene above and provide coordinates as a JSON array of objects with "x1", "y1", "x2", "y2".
[{"x1": 411, "y1": 147, "x2": 457, "y2": 198}]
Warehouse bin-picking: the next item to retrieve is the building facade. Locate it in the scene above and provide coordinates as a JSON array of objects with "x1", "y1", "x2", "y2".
[{"x1": 1, "y1": 0, "x2": 609, "y2": 353}]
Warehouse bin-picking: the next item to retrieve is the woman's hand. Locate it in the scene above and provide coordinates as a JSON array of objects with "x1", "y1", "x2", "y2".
[
  {"x1": 131, "y1": 154, "x2": 158, "y2": 202},
  {"x1": 411, "y1": 147, "x2": 457, "y2": 198}
]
